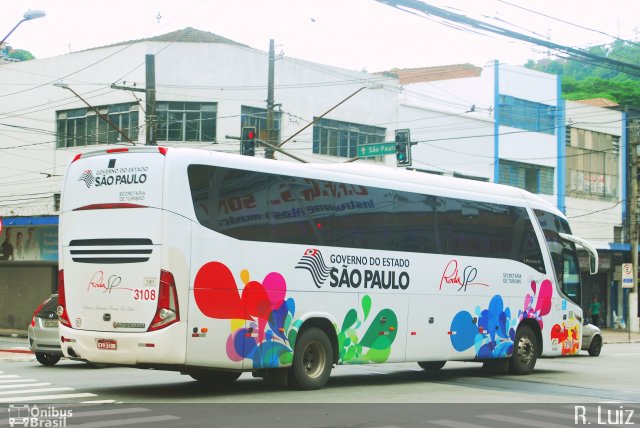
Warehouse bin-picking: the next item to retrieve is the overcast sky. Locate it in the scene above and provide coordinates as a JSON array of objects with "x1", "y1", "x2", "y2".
[{"x1": 1, "y1": 0, "x2": 639, "y2": 72}]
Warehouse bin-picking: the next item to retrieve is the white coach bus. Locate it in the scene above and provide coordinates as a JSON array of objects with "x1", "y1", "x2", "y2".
[{"x1": 57, "y1": 146, "x2": 597, "y2": 390}]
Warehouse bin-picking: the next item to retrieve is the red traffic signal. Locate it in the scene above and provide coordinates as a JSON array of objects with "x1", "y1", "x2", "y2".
[{"x1": 241, "y1": 126, "x2": 257, "y2": 156}]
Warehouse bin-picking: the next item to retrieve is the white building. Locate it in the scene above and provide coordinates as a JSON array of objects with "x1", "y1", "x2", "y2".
[
  {"x1": 0, "y1": 28, "x2": 634, "y2": 331},
  {"x1": 391, "y1": 63, "x2": 630, "y2": 329},
  {"x1": 0, "y1": 28, "x2": 399, "y2": 329}
]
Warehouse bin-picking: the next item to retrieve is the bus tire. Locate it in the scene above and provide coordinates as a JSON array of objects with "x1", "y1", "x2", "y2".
[
  {"x1": 418, "y1": 361, "x2": 446, "y2": 371},
  {"x1": 188, "y1": 370, "x2": 241, "y2": 384},
  {"x1": 289, "y1": 327, "x2": 332, "y2": 390},
  {"x1": 509, "y1": 325, "x2": 538, "y2": 375},
  {"x1": 35, "y1": 352, "x2": 61, "y2": 366}
]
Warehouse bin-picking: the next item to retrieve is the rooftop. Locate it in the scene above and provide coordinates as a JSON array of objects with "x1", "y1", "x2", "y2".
[
  {"x1": 381, "y1": 64, "x2": 482, "y2": 84},
  {"x1": 87, "y1": 27, "x2": 248, "y2": 52},
  {"x1": 573, "y1": 98, "x2": 619, "y2": 108}
]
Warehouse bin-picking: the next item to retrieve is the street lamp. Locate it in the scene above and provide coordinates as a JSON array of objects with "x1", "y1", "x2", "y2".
[
  {"x1": 53, "y1": 81, "x2": 134, "y2": 145},
  {"x1": 0, "y1": 10, "x2": 46, "y2": 48}
]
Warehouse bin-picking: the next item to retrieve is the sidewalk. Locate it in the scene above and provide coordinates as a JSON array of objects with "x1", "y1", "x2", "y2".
[{"x1": 600, "y1": 327, "x2": 640, "y2": 344}]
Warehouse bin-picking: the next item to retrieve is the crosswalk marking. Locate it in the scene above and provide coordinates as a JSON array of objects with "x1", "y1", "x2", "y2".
[
  {"x1": 0, "y1": 387, "x2": 74, "y2": 395},
  {"x1": 429, "y1": 420, "x2": 493, "y2": 428},
  {"x1": 0, "y1": 382, "x2": 50, "y2": 389},
  {"x1": 0, "y1": 370, "x2": 98, "y2": 404},
  {"x1": 70, "y1": 415, "x2": 181, "y2": 428},
  {"x1": 0, "y1": 392, "x2": 97, "y2": 403},
  {"x1": 479, "y1": 413, "x2": 571, "y2": 428}
]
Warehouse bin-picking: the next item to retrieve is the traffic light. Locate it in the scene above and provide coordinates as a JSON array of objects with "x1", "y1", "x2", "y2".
[
  {"x1": 241, "y1": 126, "x2": 257, "y2": 156},
  {"x1": 395, "y1": 129, "x2": 411, "y2": 167}
]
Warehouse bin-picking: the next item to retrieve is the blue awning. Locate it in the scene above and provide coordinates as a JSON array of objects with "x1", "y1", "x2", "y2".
[{"x1": 0, "y1": 216, "x2": 59, "y2": 226}]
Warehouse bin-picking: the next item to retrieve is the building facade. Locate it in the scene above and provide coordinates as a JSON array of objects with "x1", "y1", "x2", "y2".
[{"x1": 0, "y1": 29, "x2": 635, "y2": 331}]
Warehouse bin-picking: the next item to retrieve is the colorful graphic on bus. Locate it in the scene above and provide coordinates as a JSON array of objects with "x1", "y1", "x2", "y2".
[{"x1": 194, "y1": 261, "x2": 399, "y2": 368}]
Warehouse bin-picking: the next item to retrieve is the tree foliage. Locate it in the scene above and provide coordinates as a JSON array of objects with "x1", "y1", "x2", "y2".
[
  {"x1": 7, "y1": 49, "x2": 35, "y2": 62},
  {"x1": 525, "y1": 39, "x2": 640, "y2": 106}
]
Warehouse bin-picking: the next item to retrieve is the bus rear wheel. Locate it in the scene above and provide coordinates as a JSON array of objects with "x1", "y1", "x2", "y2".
[
  {"x1": 289, "y1": 327, "x2": 332, "y2": 390},
  {"x1": 509, "y1": 325, "x2": 538, "y2": 375},
  {"x1": 418, "y1": 361, "x2": 446, "y2": 371},
  {"x1": 188, "y1": 370, "x2": 241, "y2": 384}
]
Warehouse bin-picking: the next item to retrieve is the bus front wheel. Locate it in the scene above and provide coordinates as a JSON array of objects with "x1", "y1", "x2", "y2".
[
  {"x1": 289, "y1": 327, "x2": 332, "y2": 390},
  {"x1": 509, "y1": 325, "x2": 538, "y2": 375}
]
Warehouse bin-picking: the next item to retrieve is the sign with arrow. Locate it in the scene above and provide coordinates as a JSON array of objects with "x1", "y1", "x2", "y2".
[{"x1": 357, "y1": 142, "x2": 396, "y2": 158}]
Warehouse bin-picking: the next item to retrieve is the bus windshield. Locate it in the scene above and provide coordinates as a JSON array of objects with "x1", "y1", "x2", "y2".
[{"x1": 534, "y1": 209, "x2": 583, "y2": 307}]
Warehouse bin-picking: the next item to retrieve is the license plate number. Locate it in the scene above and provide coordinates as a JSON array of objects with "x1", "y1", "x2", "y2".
[
  {"x1": 97, "y1": 339, "x2": 117, "y2": 350},
  {"x1": 44, "y1": 320, "x2": 58, "y2": 328}
]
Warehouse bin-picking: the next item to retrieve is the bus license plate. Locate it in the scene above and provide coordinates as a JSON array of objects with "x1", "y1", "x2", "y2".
[
  {"x1": 97, "y1": 339, "x2": 117, "y2": 350},
  {"x1": 43, "y1": 320, "x2": 58, "y2": 328}
]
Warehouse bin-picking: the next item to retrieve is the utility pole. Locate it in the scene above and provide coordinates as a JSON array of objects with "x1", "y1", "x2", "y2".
[
  {"x1": 630, "y1": 111, "x2": 639, "y2": 333},
  {"x1": 265, "y1": 39, "x2": 275, "y2": 159},
  {"x1": 110, "y1": 54, "x2": 156, "y2": 145},
  {"x1": 145, "y1": 54, "x2": 157, "y2": 146}
]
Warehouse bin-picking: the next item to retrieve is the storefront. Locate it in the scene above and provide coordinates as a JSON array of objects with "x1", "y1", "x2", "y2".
[
  {"x1": 580, "y1": 243, "x2": 630, "y2": 328},
  {"x1": 0, "y1": 216, "x2": 59, "y2": 331}
]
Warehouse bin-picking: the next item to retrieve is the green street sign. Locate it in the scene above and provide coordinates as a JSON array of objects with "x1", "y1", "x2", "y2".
[{"x1": 357, "y1": 142, "x2": 396, "y2": 158}]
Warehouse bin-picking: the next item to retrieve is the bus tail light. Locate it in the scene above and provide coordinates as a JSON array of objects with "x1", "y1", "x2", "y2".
[
  {"x1": 148, "y1": 270, "x2": 180, "y2": 331},
  {"x1": 56, "y1": 269, "x2": 72, "y2": 328}
]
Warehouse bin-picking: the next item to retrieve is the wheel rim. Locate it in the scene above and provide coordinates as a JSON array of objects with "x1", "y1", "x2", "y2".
[
  {"x1": 302, "y1": 340, "x2": 326, "y2": 379},
  {"x1": 516, "y1": 335, "x2": 535, "y2": 366}
]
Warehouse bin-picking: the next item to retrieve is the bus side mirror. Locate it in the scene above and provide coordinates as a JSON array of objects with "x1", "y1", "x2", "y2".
[{"x1": 559, "y1": 233, "x2": 598, "y2": 275}]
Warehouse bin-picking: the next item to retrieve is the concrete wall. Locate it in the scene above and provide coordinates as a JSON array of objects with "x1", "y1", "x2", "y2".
[{"x1": 0, "y1": 263, "x2": 57, "y2": 331}]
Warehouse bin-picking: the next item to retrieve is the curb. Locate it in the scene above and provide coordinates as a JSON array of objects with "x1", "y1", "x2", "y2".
[{"x1": 0, "y1": 349, "x2": 33, "y2": 354}]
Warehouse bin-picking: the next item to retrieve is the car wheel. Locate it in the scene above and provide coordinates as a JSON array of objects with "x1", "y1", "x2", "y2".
[
  {"x1": 35, "y1": 352, "x2": 61, "y2": 366},
  {"x1": 509, "y1": 325, "x2": 538, "y2": 375},
  {"x1": 588, "y1": 336, "x2": 602, "y2": 357},
  {"x1": 418, "y1": 361, "x2": 446, "y2": 371},
  {"x1": 289, "y1": 327, "x2": 333, "y2": 390}
]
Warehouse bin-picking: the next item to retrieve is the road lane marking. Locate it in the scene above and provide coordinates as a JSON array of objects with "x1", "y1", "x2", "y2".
[
  {"x1": 0, "y1": 387, "x2": 74, "y2": 395},
  {"x1": 480, "y1": 413, "x2": 570, "y2": 428},
  {"x1": 0, "y1": 392, "x2": 97, "y2": 403},
  {"x1": 68, "y1": 415, "x2": 181, "y2": 428},
  {"x1": 0, "y1": 379, "x2": 36, "y2": 384},
  {"x1": 430, "y1": 420, "x2": 493, "y2": 428},
  {"x1": 0, "y1": 382, "x2": 50, "y2": 389}
]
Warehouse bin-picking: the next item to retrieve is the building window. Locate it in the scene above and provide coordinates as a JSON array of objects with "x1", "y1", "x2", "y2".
[
  {"x1": 312, "y1": 118, "x2": 385, "y2": 158},
  {"x1": 565, "y1": 127, "x2": 619, "y2": 201},
  {"x1": 241, "y1": 106, "x2": 281, "y2": 144},
  {"x1": 56, "y1": 103, "x2": 139, "y2": 148},
  {"x1": 498, "y1": 95, "x2": 556, "y2": 135},
  {"x1": 499, "y1": 159, "x2": 554, "y2": 195},
  {"x1": 156, "y1": 102, "x2": 217, "y2": 143}
]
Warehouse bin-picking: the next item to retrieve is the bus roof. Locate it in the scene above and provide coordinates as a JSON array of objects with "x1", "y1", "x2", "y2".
[{"x1": 70, "y1": 146, "x2": 564, "y2": 219}]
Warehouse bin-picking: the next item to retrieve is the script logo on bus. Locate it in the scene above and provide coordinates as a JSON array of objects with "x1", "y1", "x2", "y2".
[
  {"x1": 295, "y1": 248, "x2": 410, "y2": 290},
  {"x1": 439, "y1": 259, "x2": 490, "y2": 292}
]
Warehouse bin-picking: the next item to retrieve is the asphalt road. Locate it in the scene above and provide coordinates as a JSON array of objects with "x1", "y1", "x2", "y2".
[{"x1": 1, "y1": 339, "x2": 639, "y2": 427}]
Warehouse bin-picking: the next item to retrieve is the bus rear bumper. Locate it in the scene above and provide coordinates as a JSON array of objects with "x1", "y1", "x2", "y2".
[{"x1": 59, "y1": 324, "x2": 186, "y2": 366}]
